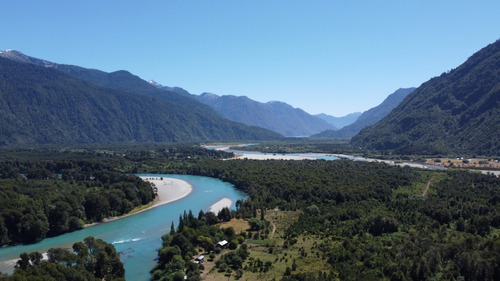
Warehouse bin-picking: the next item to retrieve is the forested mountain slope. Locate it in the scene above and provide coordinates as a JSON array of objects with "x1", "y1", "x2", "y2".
[
  {"x1": 0, "y1": 50, "x2": 237, "y2": 118},
  {"x1": 351, "y1": 39, "x2": 500, "y2": 155},
  {"x1": 0, "y1": 57, "x2": 281, "y2": 145},
  {"x1": 312, "y1": 88, "x2": 415, "y2": 139},
  {"x1": 1, "y1": 50, "x2": 332, "y2": 137}
]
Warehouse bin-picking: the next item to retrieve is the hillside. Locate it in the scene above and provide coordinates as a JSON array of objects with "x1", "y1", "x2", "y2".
[
  {"x1": 2, "y1": 50, "x2": 332, "y2": 138},
  {"x1": 0, "y1": 56, "x2": 281, "y2": 146},
  {"x1": 312, "y1": 88, "x2": 415, "y2": 139},
  {"x1": 351, "y1": 39, "x2": 500, "y2": 155},
  {"x1": 195, "y1": 93, "x2": 336, "y2": 137},
  {"x1": 0, "y1": 50, "x2": 218, "y2": 114}
]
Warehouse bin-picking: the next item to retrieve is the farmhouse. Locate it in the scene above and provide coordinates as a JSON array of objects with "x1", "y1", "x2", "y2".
[{"x1": 215, "y1": 240, "x2": 228, "y2": 248}]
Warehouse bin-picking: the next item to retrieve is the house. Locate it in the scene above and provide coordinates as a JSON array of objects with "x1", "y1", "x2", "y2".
[
  {"x1": 194, "y1": 255, "x2": 205, "y2": 264},
  {"x1": 216, "y1": 240, "x2": 228, "y2": 248}
]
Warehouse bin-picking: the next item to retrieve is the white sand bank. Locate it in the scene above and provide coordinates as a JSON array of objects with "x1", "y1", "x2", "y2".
[
  {"x1": 210, "y1": 198, "x2": 233, "y2": 214},
  {"x1": 85, "y1": 177, "x2": 192, "y2": 227},
  {"x1": 143, "y1": 177, "x2": 193, "y2": 207}
]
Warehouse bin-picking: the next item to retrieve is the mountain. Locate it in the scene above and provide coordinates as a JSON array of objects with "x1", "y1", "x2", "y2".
[
  {"x1": 148, "y1": 80, "x2": 193, "y2": 97},
  {"x1": 0, "y1": 54, "x2": 281, "y2": 146},
  {"x1": 315, "y1": 112, "x2": 361, "y2": 129},
  {"x1": 0, "y1": 50, "x2": 217, "y2": 114},
  {"x1": 194, "y1": 93, "x2": 336, "y2": 137},
  {"x1": 1, "y1": 50, "x2": 329, "y2": 137},
  {"x1": 312, "y1": 88, "x2": 415, "y2": 139},
  {"x1": 351, "y1": 39, "x2": 500, "y2": 155}
]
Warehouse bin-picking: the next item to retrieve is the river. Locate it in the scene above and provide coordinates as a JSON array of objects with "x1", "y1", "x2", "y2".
[{"x1": 0, "y1": 174, "x2": 247, "y2": 280}]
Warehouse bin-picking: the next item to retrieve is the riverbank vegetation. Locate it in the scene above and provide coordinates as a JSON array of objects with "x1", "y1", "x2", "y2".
[
  {"x1": 1, "y1": 144, "x2": 499, "y2": 280},
  {"x1": 150, "y1": 209, "x2": 248, "y2": 281},
  {"x1": 0, "y1": 236, "x2": 124, "y2": 280},
  {"x1": 0, "y1": 155, "x2": 154, "y2": 245},
  {"x1": 0, "y1": 145, "x2": 231, "y2": 246}
]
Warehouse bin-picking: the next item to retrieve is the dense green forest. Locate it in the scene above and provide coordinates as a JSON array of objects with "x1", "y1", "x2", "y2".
[
  {"x1": 0, "y1": 156, "x2": 155, "y2": 245},
  {"x1": 140, "y1": 147, "x2": 500, "y2": 280},
  {"x1": 0, "y1": 236, "x2": 125, "y2": 281},
  {"x1": 1, "y1": 145, "x2": 500, "y2": 280}
]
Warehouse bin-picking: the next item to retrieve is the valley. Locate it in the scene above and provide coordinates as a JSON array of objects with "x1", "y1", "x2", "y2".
[{"x1": 0, "y1": 28, "x2": 499, "y2": 281}]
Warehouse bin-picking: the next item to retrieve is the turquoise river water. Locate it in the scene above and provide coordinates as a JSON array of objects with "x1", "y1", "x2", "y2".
[{"x1": 0, "y1": 174, "x2": 247, "y2": 280}]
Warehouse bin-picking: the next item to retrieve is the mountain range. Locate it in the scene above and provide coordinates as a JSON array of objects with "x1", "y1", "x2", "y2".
[
  {"x1": 193, "y1": 93, "x2": 336, "y2": 137},
  {"x1": 148, "y1": 82, "x2": 339, "y2": 137},
  {"x1": 312, "y1": 88, "x2": 415, "y2": 139},
  {"x1": 0, "y1": 51, "x2": 281, "y2": 145},
  {"x1": 352, "y1": 39, "x2": 500, "y2": 155},
  {"x1": 315, "y1": 112, "x2": 362, "y2": 129},
  {"x1": 2, "y1": 36, "x2": 499, "y2": 156}
]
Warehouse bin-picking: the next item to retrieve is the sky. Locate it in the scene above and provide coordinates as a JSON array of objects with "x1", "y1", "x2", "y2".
[{"x1": 2, "y1": 1, "x2": 500, "y2": 116}]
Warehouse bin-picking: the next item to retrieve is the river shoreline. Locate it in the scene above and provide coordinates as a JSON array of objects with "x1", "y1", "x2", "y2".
[
  {"x1": 84, "y1": 177, "x2": 193, "y2": 228},
  {"x1": 210, "y1": 197, "x2": 233, "y2": 214}
]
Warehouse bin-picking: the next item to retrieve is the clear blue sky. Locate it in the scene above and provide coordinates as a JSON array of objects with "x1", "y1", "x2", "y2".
[{"x1": 2, "y1": 1, "x2": 500, "y2": 116}]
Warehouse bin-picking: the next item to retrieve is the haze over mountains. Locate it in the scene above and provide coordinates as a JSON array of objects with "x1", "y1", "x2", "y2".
[
  {"x1": 194, "y1": 93, "x2": 337, "y2": 137},
  {"x1": 148, "y1": 81, "x2": 340, "y2": 137},
  {"x1": 312, "y1": 88, "x2": 416, "y2": 139},
  {"x1": 1, "y1": 37, "x2": 499, "y2": 156},
  {"x1": 315, "y1": 112, "x2": 362, "y2": 129},
  {"x1": 149, "y1": 81, "x2": 411, "y2": 137}
]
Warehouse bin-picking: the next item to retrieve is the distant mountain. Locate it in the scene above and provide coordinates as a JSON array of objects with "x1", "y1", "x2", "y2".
[
  {"x1": 351, "y1": 39, "x2": 500, "y2": 155},
  {"x1": 148, "y1": 80, "x2": 193, "y2": 97},
  {"x1": 315, "y1": 112, "x2": 361, "y2": 129},
  {"x1": 312, "y1": 88, "x2": 415, "y2": 139},
  {"x1": 0, "y1": 50, "x2": 215, "y2": 113},
  {"x1": 193, "y1": 93, "x2": 336, "y2": 137},
  {"x1": 0, "y1": 49, "x2": 57, "y2": 67},
  {"x1": 149, "y1": 77, "x2": 337, "y2": 137},
  {"x1": 1, "y1": 50, "x2": 328, "y2": 138},
  {"x1": 0, "y1": 54, "x2": 281, "y2": 146}
]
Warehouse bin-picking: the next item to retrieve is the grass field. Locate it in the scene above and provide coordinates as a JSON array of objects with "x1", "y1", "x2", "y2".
[{"x1": 202, "y1": 210, "x2": 332, "y2": 280}]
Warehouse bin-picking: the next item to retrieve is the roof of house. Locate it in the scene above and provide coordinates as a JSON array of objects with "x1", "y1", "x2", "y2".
[{"x1": 217, "y1": 240, "x2": 228, "y2": 246}]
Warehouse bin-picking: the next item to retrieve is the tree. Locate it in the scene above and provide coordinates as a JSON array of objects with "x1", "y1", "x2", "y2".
[
  {"x1": 368, "y1": 215, "x2": 398, "y2": 236},
  {"x1": 84, "y1": 192, "x2": 110, "y2": 222},
  {"x1": 158, "y1": 246, "x2": 181, "y2": 264},
  {"x1": 217, "y1": 207, "x2": 232, "y2": 222}
]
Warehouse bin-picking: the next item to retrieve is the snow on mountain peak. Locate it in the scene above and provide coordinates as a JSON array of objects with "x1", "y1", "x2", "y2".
[{"x1": 148, "y1": 79, "x2": 163, "y2": 88}]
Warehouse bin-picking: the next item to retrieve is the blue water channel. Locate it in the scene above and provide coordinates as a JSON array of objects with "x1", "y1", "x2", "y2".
[{"x1": 0, "y1": 174, "x2": 247, "y2": 280}]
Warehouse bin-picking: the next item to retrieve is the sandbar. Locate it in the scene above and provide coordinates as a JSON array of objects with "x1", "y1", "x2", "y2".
[
  {"x1": 143, "y1": 177, "x2": 193, "y2": 207},
  {"x1": 85, "y1": 177, "x2": 192, "y2": 227},
  {"x1": 210, "y1": 198, "x2": 233, "y2": 214}
]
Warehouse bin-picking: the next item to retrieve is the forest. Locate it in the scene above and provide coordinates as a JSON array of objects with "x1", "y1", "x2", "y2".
[
  {"x1": 1, "y1": 144, "x2": 499, "y2": 280},
  {"x1": 0, "y1": 153, "x2": 155, "y2": 245},
  {"x1": 0, "y1": 236, "x2": 125, "y2": 281},
  {"x1": 170, "y1": 159, "x2": 500, "y2": 280}
]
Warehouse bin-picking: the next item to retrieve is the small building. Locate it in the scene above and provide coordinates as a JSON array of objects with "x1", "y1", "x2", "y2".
[
  {"x1": 194, "y1": 255, "x2": 205, "y2": 264},
  {"x1": 216, "y1": 240, "x2": 228, "y2": 248}
]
